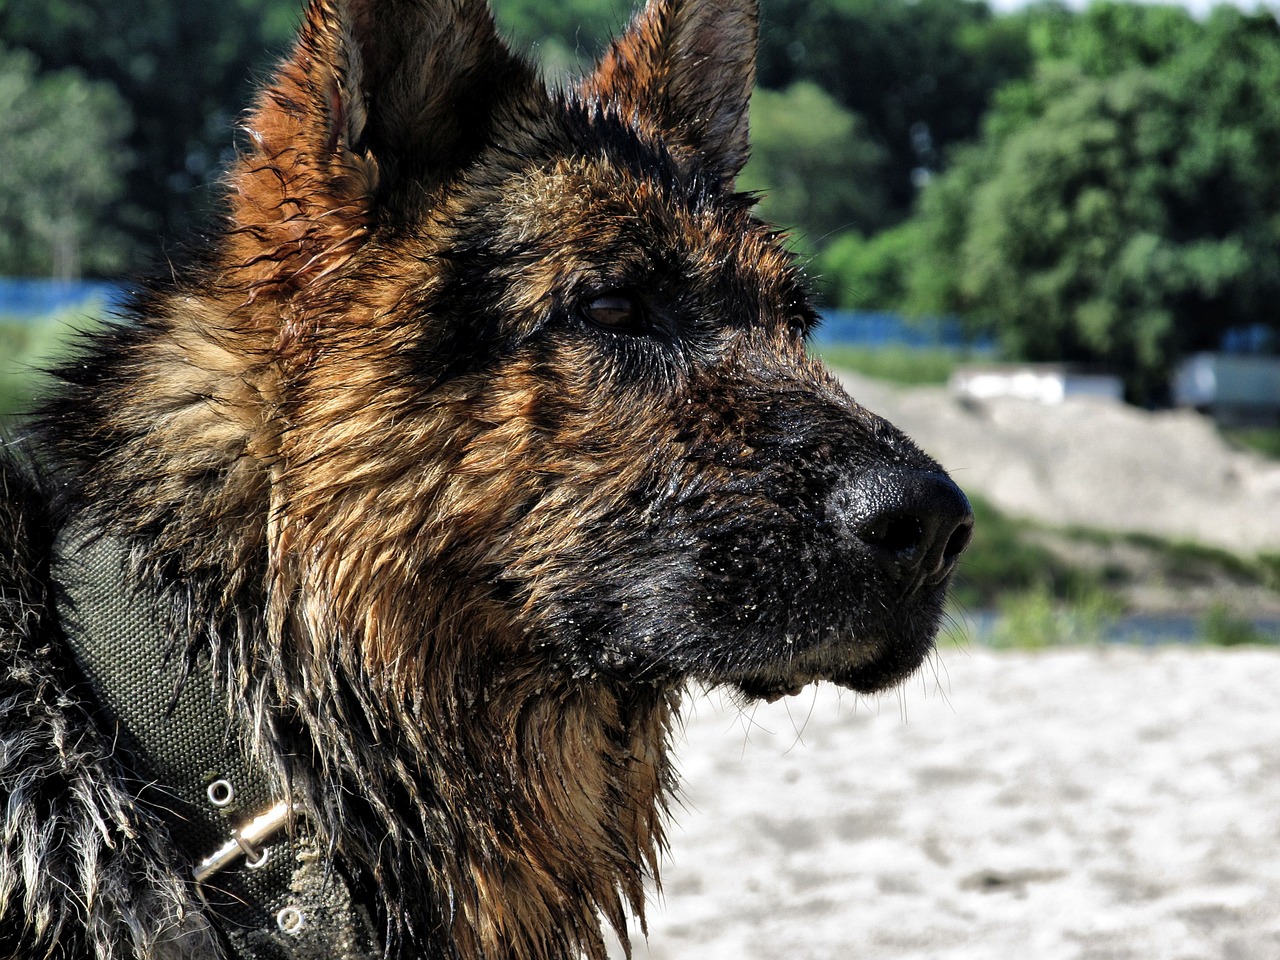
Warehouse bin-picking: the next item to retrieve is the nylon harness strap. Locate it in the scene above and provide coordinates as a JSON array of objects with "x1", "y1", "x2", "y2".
[{"x1": 52, "y1": 525, "x2": 382, "y2": 960}]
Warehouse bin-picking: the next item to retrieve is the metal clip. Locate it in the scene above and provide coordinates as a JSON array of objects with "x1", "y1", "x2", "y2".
[{"x1": 194, "y1": 800, "x2": 293, "y2": 883}]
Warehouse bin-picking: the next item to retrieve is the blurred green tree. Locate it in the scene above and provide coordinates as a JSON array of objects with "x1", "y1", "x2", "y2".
[
  {"x1": 907, "y1": 7, "x2": 1280, "y2": 401},
  {"x1": 815, "y1": 221, "x2": 920, "y2": 309},
  {"x1": 491, "y1": 0, "x2": 631, "y2": 75},
  {"x1": 0, "y1": 45, "x2": 132, "y2": 278},
  {"x1": 0, "y1": 0, "x2": 1037, "y2": 271},
  {"x1": 1014, "y1": 0, "x2": 1200, "y2": 76},
  {"x1": 738, "y1": 82, "x2": 890, "y2": 250},
  {"x1": 0, "y1": 0, "x2": 300, "y2": 262},
  {"x1": 757, "y1": 0, "x2": 1033, "y2": 224}
]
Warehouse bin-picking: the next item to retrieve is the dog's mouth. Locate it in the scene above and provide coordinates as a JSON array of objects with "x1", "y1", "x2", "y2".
[
  {"x1": 526, "y1": 451, "x2": 972, "y2": 703},
  {"x1": 731, "y1": 655, "x2": 928, "y2": 703},
  {"x1": 534, "y1": 508, "x2": 963, "y2": 701},
  {"x1": 696, "y1": 465, "x2": 970, "y2": 702},
  {"x1": 726, "y1": 619, "x2": 942, "y2": 703}
]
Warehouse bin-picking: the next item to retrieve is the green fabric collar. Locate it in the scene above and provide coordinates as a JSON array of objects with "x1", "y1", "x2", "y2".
[{"x1": 53, "y1": 524, "x2": 381, "y2": 960}]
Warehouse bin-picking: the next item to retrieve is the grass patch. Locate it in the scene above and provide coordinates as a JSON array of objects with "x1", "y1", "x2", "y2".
[
  {"x1": 1223, "y1": 426, "x2": 1280, "y2": 460},
  {"x1": 1160, "y1": 540, "x2": 1261, "y2": 582},
  {"x1": 964, "y1": 499, "x2": 1280, "y2": 601},
  {"x1": 947, "y1": 494, "x2": 1107, "y2": 610},
  {"x1": 814, "y1": 344, "x2": 963, "y2": 387},
  {"x1": 1106, "y1": 530, "x2": 1277, "y2": 589},
  {"x1": 1259, "y1": 554, "x2": 1280, "y2": 591},
  {"x1": 987, "y1": 584, "x2": 1121, "y2": 649},
  {"x1": 1201, "y1": 603, "x2": 1278, "y2": 646},
  {"x1": 0, "y1": 309, "x2": 105, "y2": 418},
  {"x1": 949, "y1": 495, "x2": 1280, "y2": 647}
]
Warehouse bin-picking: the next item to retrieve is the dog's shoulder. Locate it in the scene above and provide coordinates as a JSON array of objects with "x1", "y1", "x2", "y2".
[{"x1": 0, "y1": 438, "x2": 222, "y2": 960}]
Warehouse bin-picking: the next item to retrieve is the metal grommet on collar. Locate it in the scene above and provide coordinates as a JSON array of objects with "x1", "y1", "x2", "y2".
[
  {"x1": 277, "y1": 906, "x2": 305, "y2": 935},
  {"x1": 207, "y1": 779, "x2": 235, "y2": 808},
  {"x1": 54, "y1": 524, "x2": 386, "y2": 955},
  {"x1": 236, "y1": 832, "x2": 269, "y2": 870}
]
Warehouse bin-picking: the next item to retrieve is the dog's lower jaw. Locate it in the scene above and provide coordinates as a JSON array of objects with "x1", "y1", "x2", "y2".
[
  {"x1": 723, "y1": 598, "x2": 949, "y2": 703},
  {"x1": 729, "y1": 640, "x2": 936, "y2": 702}
]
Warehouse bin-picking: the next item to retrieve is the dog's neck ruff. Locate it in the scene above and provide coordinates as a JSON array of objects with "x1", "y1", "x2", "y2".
[{"x1": 52, "y1": 524, "x2": 383, "y2": 960}]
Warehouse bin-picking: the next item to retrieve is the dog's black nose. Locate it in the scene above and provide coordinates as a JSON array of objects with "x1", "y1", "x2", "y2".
[{"x1": 832, "y1": 468, "x2": 974, "y2": 590}]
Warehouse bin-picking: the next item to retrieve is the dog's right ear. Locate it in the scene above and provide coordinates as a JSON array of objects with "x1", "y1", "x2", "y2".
[
  {"x1": 227, "y1": 0, "x2": 534, "y2": 295},
  {"x1": 580, "y1": 0, "x2": 758, "y2": 183}
]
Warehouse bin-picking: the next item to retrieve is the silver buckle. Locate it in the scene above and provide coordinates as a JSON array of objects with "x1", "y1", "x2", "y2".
[{"x1": 194, "y1": 800, "x2": 293, "y2": 883}]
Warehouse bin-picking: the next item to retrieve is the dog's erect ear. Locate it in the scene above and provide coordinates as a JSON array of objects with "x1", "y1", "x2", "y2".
[
  {"x1": 580, "y1": 0, "x2": 758, "y2": 182},
  {"x1": 228, "y1": 0, "x2": 534, "y2": 293}
]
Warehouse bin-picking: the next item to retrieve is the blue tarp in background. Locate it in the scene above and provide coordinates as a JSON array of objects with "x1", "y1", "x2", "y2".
[
  {"x1": 0, "y1": 278, "x2": 127, "y2": 320},
  {"x1": 3, "y1": 280, "x2": 1271, "y2": 356},
  {"x1": 2, "y1": 279, "x2": 988, "y2": 350},
  {"x1": 811, "y1": 310, "x2": 982, "y2": 350}
]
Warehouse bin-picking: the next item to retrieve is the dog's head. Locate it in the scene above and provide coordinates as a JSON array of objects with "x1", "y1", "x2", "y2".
[
  {"x1": 35, "y1": 0, "x2": 974, "y2": 951},
  {"x1": 90, "y1": 0, "x2": 971, "y2": 706}
]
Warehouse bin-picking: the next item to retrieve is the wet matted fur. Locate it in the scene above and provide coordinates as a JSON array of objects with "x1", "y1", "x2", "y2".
[{"x1": 0, "y1": 0, "x2": 972, "y2": 957}]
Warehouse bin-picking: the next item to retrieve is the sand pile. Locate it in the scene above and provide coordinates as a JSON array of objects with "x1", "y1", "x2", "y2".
[
  {"x1": 833, "y1": 372, "x2": 1280, "y2": 556},
  {"x1": 612, "y1": 647, "x2": 1280, "y2": 960}
]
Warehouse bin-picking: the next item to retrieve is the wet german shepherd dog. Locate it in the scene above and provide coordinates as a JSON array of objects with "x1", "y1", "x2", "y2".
[{"x1": 0, "y1": 0, "x2": 972, "y2": 957}]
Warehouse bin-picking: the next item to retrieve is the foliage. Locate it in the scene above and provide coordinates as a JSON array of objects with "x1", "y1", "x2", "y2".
[
  {"x1": 491, "y1": 0, "x2": 631, "y2": 75},
  {"x1": 1223, "y1": 427, "x2": 1280, "y2": 461},
  {"x1": 815, "y1": 222, "x2": 920, "y2": 309},
  {"x1": 495, "y1": 0, "x2": 1029, "y2": 239},
  {"x1": 945, "y1": 495, "x2": 1106, "y2": 611},
  {"x1": 0, "y1": 309, "x2": 103, "y2": 417},
  {"x1": 987, "y1": 583, "x2": 1118, "y2": 649},
  {"x1": 950, "y1": 492, "x2": 1280, "y2": 613},
  {"x1": 738, "y1": 82, "x2": 889, "y2": 245},
  {"x1": 814, "y1": 343, "x2": 961, "y2": 387},
  {"x1": 1260, "y1": 554, "x2": 1280, "y2": 592},
  {"x1": 0, "y1": 45, "x2": 132, "y2": 278},
  {"x1": 1201, "y1": 603, "x2": 1274, "y2": 647},
  {"x1": 6, "y1": 0, "x2": 1280, "y2": 417},
  {"x1": 1016, "y1": 1, "x2": 1200, "y2": 77},
  {"x1": 946, "y1": 497, "x2": 1280, "y2": 647},
  {"x1": 1155, "y1": 537, "x2": 1260, "y2": 584},
  {"x1": 0, "y1": 0, "x2": 301, "y2": 255},
  {"x1": 757, "y1": 0, "x2": 1034, "y2": 224},
  {"x1": 0, "y1": 321, "x2": 43, "y2": 417},
  {"x1": 908, "y1": 7, "x2": 1280, "y2": 401}
]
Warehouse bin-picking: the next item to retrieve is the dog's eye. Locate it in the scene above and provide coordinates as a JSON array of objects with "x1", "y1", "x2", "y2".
[{"x1": 582, "y1": 293, "x2": 645, "y2": 333}]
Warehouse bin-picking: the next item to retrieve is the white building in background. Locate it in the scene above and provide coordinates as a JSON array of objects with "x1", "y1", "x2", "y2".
[
  {"x1": 1172, "y1": 353, "x2": 1280, "y2": 424},
  {"x1": 949, "y1": 364, "x2": 1124, "y2": 405}
]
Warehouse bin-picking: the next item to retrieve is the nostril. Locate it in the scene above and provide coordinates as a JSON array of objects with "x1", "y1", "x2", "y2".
[
  {"x1": 859, "y1": 513, "x2": 924, "y2": 555},
  {"x1": 943, "y1": 518, "x2": 974, "y2": 562},
  {"x1": 927, "y1": 514, "x2": 974, "y2": 585}
]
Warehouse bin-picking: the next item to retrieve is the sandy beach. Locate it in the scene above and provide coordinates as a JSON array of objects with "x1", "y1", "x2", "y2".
[{"x1": 610, "y1": 646, "x2": 1280, "y2": 960}]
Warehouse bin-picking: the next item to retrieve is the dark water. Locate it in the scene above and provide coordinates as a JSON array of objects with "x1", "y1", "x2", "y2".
[{"x1": 961, "y1": 611, "x2": 1280, "y2": 646}]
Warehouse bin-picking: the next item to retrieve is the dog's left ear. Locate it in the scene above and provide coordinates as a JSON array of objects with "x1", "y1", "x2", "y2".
[{"x1": 580, "y1": 0, "x2": 758, "y2": 182}]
